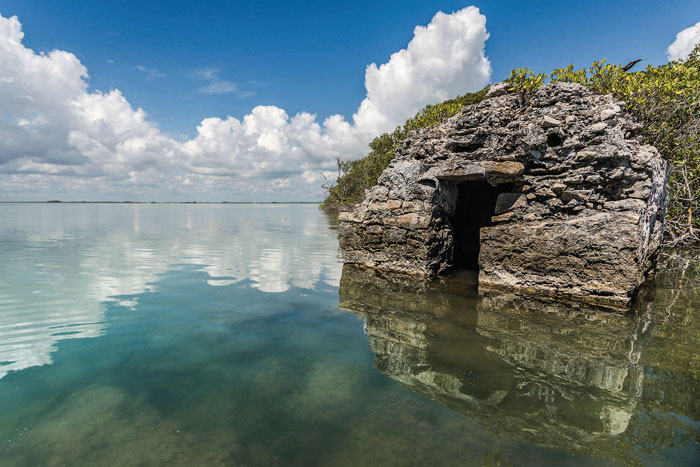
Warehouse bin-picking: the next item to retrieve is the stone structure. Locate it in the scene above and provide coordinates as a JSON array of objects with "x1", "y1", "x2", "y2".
[{"x1": 338, "y1": 82, "x2": 671, "y2": 307}]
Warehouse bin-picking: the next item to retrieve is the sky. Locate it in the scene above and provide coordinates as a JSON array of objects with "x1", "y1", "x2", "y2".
[{"x1": 0, "y1": 0, "x2": 699, "y2": 201}]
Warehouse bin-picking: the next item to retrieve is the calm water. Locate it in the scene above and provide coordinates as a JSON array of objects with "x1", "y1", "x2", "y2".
[{"x1": 0, "y1": 203, "x2": 697, "y2": 466}]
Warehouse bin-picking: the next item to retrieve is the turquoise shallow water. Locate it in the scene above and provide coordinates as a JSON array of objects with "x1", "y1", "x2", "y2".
[{"x1": 0, "y1": 203, "x2": 698, "y2": 466}]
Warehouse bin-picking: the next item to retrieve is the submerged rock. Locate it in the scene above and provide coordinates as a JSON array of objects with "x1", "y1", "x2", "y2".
[{"x1": 339, "y1": 82, "x2": 671, "y2": 308}]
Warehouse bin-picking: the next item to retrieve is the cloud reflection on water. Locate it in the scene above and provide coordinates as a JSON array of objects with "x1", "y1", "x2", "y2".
[{"x1": 0, "y1": 204, "x2": 341, "y2": 378}]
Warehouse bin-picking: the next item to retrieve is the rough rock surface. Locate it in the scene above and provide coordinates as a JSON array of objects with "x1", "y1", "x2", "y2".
[{"x1": 338, "y1": 82, "x2": 671, "y2": 308}]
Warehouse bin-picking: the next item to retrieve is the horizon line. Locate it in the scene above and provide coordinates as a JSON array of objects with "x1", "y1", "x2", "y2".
[{"x1": 0, "y1": 200, "x2": 322, "y2": 204}]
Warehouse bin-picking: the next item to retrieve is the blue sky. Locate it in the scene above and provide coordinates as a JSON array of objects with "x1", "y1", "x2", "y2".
[
  {"x1": 0, "y1": 1, "x2": 699, "y2": 200},
  {"x1": 3, "y1": 0, "x2": 698, "y2": 136}
]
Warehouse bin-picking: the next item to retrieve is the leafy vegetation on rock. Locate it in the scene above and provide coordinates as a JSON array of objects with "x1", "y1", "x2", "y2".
[
  {"x1": 320, "y1": 88, "x2": 489, "y2": 211},
  {"x1": 507, "y1": 45, "x2": 700, "y2": 246}
]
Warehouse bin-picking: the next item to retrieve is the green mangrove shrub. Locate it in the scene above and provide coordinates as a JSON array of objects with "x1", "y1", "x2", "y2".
[{"x1": 320, "y1": 88, "x2": 489, "y2": 211}]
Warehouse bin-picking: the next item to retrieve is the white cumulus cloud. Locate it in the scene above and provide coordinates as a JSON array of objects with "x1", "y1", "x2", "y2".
[
  {"x1": 0, "y1": 14, "x2": 177, "y2": 190},
  {"x1": 0, "y1": 7, "x2": 491, "y2": 200},
  {"x1": 667, "y1": 21, "x2": 700, "y2": 61},
  {"x1": 353, "y1": 6, "x2": 490, "y2": 134}
]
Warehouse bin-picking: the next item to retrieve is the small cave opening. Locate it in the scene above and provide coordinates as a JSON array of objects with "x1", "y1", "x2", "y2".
[
  {"x1": 451, "y1": 181, "x2": 512, "y2": 270},
  {"x1": 547, "y1": 133, "x2": 563, "y2": 147}
]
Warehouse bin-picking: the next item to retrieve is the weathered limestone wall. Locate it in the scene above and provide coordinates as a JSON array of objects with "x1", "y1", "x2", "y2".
[{"x1": 338, "y1": 82, "x2": 671, "y2": 307}]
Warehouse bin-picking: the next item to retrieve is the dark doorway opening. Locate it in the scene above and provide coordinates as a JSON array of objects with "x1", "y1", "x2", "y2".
[{"x1": 451, "y1": 181, "x2": 511, "y2": 270}]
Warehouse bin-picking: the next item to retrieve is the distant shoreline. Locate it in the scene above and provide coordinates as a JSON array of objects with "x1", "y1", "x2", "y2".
[{"x1": 0, "y1": 201, "x2": 321, "y2": 205}]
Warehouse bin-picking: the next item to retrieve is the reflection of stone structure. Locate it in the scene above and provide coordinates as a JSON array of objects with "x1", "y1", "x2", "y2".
[
  {"x1": 339, "y1": 265, "x2": 660, "y2": 462},
  {"x1": 339, "y1": 83, "x2": 671, "y2": 307},
  {"x1": 476, "y1": 294, "x2": 648, "y2": 439},
  {"x1": 641, "y1": 252, "x2": 700, "y2": 424},
  {"x1": 477, "y1": 294, "x2": 647, "y2": 396}
]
